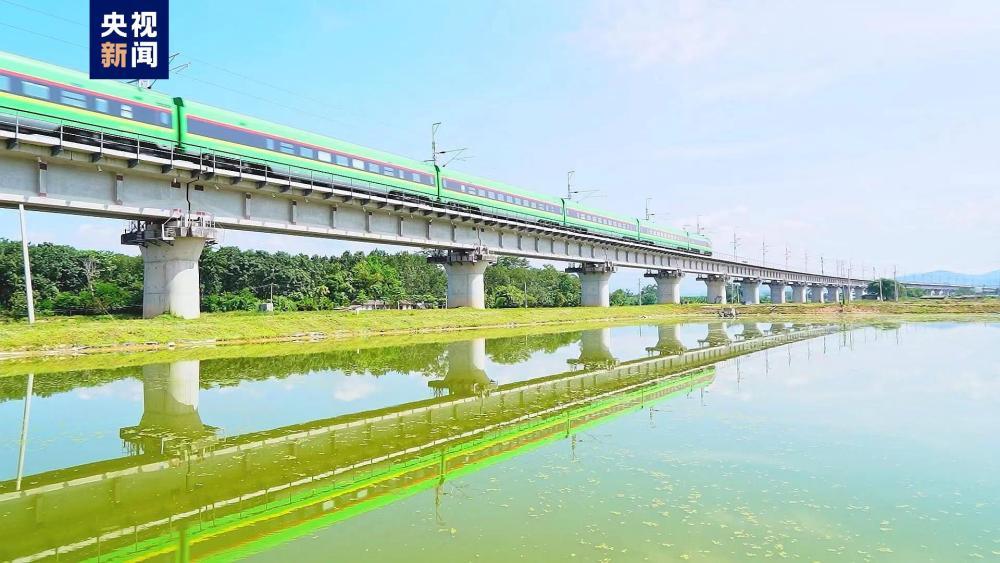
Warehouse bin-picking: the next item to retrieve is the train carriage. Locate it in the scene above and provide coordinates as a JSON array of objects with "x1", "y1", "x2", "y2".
[
  {"x1": 438, "y1": 168, "x2": 565, "y2": 224},
  {"x1": 180, "y1": 99, "x2": 438, "y2": 197},
  {"x1": 0, "y1": 50, "x2": 713, "y2": 257},
  {"x1": 0, "y1": 51, "x2": 177, "y2": 149},
  {"x1": 564, "y1": 199, "x2": 640, "y2": 241}
]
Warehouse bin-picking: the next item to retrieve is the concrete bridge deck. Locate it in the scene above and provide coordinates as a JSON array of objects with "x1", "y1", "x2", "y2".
[{"x1": 0, "y1": 115, "x2": 869, "y2": 315}]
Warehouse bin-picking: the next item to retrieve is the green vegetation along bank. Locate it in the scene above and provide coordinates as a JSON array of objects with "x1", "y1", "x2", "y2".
[{"x1": 1, "y1": 300, "x2": 997, "y2": 358}]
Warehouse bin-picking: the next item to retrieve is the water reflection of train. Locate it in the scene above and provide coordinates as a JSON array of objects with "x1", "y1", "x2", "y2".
[{"x1": 0, "y1": 323, "x2": 836, "y2": 562}]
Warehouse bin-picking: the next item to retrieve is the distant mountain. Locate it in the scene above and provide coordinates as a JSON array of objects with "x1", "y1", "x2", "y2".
[{"x1": 900, "y1": 270, "x2": 1000, "y2": 287}]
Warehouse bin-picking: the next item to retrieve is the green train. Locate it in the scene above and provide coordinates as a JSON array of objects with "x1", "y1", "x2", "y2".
[{"x1": 0, "y1": 51, "x2": 712, "y2": 255}]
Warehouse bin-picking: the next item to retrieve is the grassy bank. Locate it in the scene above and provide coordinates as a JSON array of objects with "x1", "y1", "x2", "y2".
[{"x1": 1, "y1": 299, "x2": 997, "y2": 358}]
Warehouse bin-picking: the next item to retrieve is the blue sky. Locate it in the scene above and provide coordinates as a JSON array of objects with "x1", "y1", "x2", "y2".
[{"x1": 1, "y1": 0, "x2": 998, "y2": 290}]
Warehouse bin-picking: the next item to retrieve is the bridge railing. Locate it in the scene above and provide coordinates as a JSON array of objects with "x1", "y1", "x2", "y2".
[
  {"x1": 0, "y1": 106, "x2": 611, "y2": 243},
  {"x1": 2, "y1": 106, "x2": 875, "y2": 280}
]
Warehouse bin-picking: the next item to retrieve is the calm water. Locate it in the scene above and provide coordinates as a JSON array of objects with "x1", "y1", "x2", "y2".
[{"x1": 0, "y1": 321, "x2": 997, "y2": 561}]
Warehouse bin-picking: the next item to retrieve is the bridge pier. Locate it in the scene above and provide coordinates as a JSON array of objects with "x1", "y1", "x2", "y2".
[
  {"x1": 646, "y1": 324, "x2": 685, "y2": 356},
  {"x1": 571, "y1": 328, "x2": 616, "y2": 368},
  {"x1": 122, "y1": 220, "x2": 219, "y2": 319},
  {"x1": 429, "y1": 338, "x2": 493, "y2": 396},
  {"x1": 827, "y1": 285, "x2": 841, "y2": 303},
  {"x1": 790, "y1": 283, "x2": 808, "y2": 303},
  {"x1": 740, "y1": 321, "x2": 763, "y2": 340},
  {"x1": 739, "y1": 279, "x2": 761, "y2": 305},
  {"x1": 810, "y1": 284, "x2": 826, "y2": 303},
  {"x1": 699, "y1": 275, "x2": 729, "y2": 304},
  {"x1": 119, "y1": 360, "x2": 217, "y2": 455},
  {"x1": 701, "y1": 321, "x2": 731, "y2": 347},
  {"x1": 768, "y1": 282, "x2": 787, "y2": 304},
  {"x1": 567, "y1": 263, "x2": 615, "y2": 307},
  {"x1": 429, "y1": 250, "x2": 497, "y2": 309},
  {"x1": 645, "y1": 270, "x2": 683, "y2": 304}
]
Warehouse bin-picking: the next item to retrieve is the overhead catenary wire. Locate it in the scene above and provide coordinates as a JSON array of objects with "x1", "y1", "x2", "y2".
[{"x1": 0, "y1": 0, "x2": 419, "y2": 148}]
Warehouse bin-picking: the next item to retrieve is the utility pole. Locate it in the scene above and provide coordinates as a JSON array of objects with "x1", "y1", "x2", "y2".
[
  {"x1": 18, "y1": 204, "x2": 35, "y2": 324},
  {"x1": 893, "y1": 265, "x2": 899, "y2": 302},
  {"x1": 644, "y1": 197, "x2": 655, "y2": 221},
  {"x1": 784, "y1": 246, "x2": 791, "y2": 269},
  {"x1": 875, "y1": 267, "x2": 884, "y2": 301},
  {"x1": 732, "y1": 231, "x2": 740, "y2": 260},
  {"x1": 804, "y1": 251, "x2": 809, "y2": 273},
  {"x1": 565, "y1": 171, "x2": 599, "y2": 202},
  {"x1": 820, "y1": 256, "x2": 825, "y2": 275},
  {"x1": 761, "y1": 237, "x2": 767, "y2": 266}
]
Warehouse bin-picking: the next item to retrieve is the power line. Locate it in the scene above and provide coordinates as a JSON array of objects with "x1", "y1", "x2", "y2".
[{"x1": 1, "y1": 0, "x2": 417, "y2": 145}]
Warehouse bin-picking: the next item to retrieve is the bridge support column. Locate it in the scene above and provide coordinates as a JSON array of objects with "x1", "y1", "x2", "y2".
[
  {"x1": 567, "y1": 263, "x2": 615, "y2": 307},
  {"x1": 810, "y1": 285, "x2": 825, "y2": 303},
  {"x1": 739, "y1": 279, "x2": 761, "y2": 305},
  {"x1": 571, "y1": 328, "x2": 616, "y2": 367},
  {"x1": 645, "y1": 270, "x2": 683, "y2": 304},
  {"x1": 698, "y1": 275, "x2": 729, "y2": 304},
  {"x1": 768, "y1": 282, "x2": 787, "y2": 304},
  {"x1": 647, "y1": 324, "x2": 685, "y2": 356},
  {"x1": 429, "y1": 250, "x2": 497, "y2": 309},
  {"x1": 429, "y1": 338, "x2": 493, "y2": 396},
  {"x1": 827, "y1": 285, "x2": 840, "y2": 303},
  {"x1": 791, "y1": 284, "x2": 808, "y2": 303},
  {"x1": 119, "y1": 360, "x2": 218, "y2": 454},
  {"x1": 122, "y1": 220, "x2": 219, "y2": 320}
]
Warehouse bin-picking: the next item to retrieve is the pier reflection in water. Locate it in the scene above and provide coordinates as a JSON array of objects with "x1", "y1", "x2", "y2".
[{"x1": 2, "y1": 321, "x2": 994, "y2": 562}]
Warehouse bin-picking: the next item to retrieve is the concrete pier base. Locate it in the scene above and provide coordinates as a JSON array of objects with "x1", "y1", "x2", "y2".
[
  {"x1": 701, "y1": 321, "x2": 731, "y2": 347},
  {"x1": 430, "y1": 250, "x2": 497, "y2": 309},
  {"x1": 567, "y1": 263, "x2": 616, "y2": 307},
  {"x1": 572, "y1": 328, "x2": 616, "y2": 367},
  {"x1": 429, "y1": 338, "x2": 493, "y2": 396},
  {"x1": 827, "y1": 285, "x2": 840, "y2": 303},
  {"x1": 740, "y1": 279, "x2": 761, "y2": 305},
  {"x1": 120, "y1": 360, "x2": 218, "y2": 455},
  {"x1": 769, "y1": 282, "x2": 787, "y2": 304},
  {"x1": 699, "y1": 275, "x2": 729, "y2": 304},
  {"x1": 647, "y1": 324, "x2": 685, "y2": 356},
  {"x1": 645, "y1": 270, "x2": 683, "y2": 304},
  {"x1": 123, "y1": 219, "x2": 218, "y2": 320},
  {"x1": 810, "y1": 285, "x2": 825, "y2": 303},
  {"x1": 791, "y1": 284, "x2": 808, "y2": 303},
  {"x1": 139, "y1": 238, "x2": 210, "y2": 319}
]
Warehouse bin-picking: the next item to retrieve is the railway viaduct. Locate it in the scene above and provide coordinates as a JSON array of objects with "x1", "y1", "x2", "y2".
[
  {"x1": 1, "y1": 118, "x2": 870, "y2": 318},
  {"x1": 1, "y1": 323, "x2": 834, "y2": 561}
]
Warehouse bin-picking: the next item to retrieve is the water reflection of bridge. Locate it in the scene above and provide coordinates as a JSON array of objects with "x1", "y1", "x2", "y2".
[{"x1": 0, "y1": 324, "x2": 836, "y2": 562}]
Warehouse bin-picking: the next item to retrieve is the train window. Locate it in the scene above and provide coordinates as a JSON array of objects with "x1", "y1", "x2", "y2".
[
  {"x1": 366, "y1": 162, "x2": 381, "y2": 174},
  {"x1": 351, "y1": 158, "x2": 365, "y2": 170},
  {"x1": 59, "y1": 90, "x2": 88, "y2": 109},
  {"x1": 317, "y1": 150, "x2": 331, "y2": 163},
  {"x1": 299, "y1": 146, "x2": 314, "y2": 158},
  {"x1": 22, "y1": 81, "x2": 50, "y2": 100},
  {"x1": 279, "y1": 142, "x2": 295, "y2": 155},
  {"x1": 95, "y1": 98, "x2": 108, "y2": 113},
  {"x1": 120, "y1": 104, "x2": 133, "y2": 118},
  {"x1": 383, "y1": 165, "x2": 395, "y2": 176},
  {"x1": 159, "y1": 112, "x2": 170, "y2": 125},
  {"x1": 335, "y1": 154, "x2": 350, "y2": 166},
  {"x1": 411, "y1": 172, "x2": 422, "y2": 182},
  {"x1": 0, "y1": 75, "x2": 9, "y2": 92},
  {"x1": 265, "y1": 138, "x2": 275, "y2": 150}
]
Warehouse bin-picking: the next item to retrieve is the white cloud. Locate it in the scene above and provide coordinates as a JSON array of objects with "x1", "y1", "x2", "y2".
[
  {"x1": 574, "y1": 0, "x2": 736, "y2": 67},
  {"x1": 332, "y1": 377, "x2": 376, "y2": 402}
]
